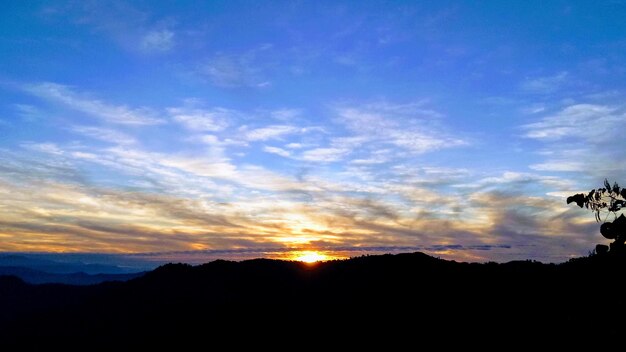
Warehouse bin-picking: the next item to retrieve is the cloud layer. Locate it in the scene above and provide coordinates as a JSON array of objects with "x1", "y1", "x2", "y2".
[
  {"x1": 0, "y1": 81, "x2": 609, "y2": 262},
  {"x1": 3, "y1": 2, "x2": 626, "y2": 263}
]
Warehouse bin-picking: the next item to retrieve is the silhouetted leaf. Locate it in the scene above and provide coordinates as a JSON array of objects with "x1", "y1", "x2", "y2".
[
  {"x1": 600, "y1": 222, "x2": 616, "y2": 239},
  {"x1": 566, "y1": 194, "x2": 585, "y2": 208}
]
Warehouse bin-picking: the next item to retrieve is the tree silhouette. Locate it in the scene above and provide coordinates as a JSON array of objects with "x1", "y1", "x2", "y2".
[{"x1": 568, "y1": 179, "x2": 626, "y2": 254}]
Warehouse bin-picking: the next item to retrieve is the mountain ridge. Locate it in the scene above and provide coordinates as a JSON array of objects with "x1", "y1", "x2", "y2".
[{"x1": 0, "y1": 251, "x2": 624, "y2": 344}]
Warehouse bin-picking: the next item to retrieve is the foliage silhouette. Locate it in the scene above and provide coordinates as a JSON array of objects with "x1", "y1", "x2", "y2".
[{"x1": 568, "y1": 179, "x2": 626, "y2": 253}]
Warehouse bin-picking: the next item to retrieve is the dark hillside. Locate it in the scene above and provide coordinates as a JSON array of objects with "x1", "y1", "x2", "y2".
[{"x1": 1, "y1": 252, "x2": 624, "y2": 345}]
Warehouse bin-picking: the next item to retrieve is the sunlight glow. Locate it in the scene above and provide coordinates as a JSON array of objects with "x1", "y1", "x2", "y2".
[{"x1": 293, "y1": 251, "x2": 328, "y2": 263}]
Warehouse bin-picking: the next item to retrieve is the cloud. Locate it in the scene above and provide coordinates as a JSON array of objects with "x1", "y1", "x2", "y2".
[
  {"x1": 59, "y1": 2, "x2": 178, "y2": 55},
  {"x1": 197, "y1": 45, "x2": 274, "y2": 88},
  {"x1": 198, "y1": 134, "x2": 248, "y2": 148},
  {"x1": 520, "y1": 71, "x2": 569, "y2": 94},
  {"x1": 523, "y1": 103, "x2": 626, "y2": 177},
  {"x1": 23, "y1": 82, "x2": 164, "y2": 125},
  {"x1": 529, "y1": 161, "x2": 586, "y2": 172},
  {"x1": 335, "y1": 102, "x2": 467, "y2": 154},
  {"x1": 259, "y1": 101, "x2": 466, "y2": 165},
  {"x1": 521, "y1": 104, "x2": 546, "y2": 114},
  {"x1": 2, "y1": 79, "x2": 603, "y2": 262},
  {"x1": 244, "y1": 125, "x2": 300, "y2": 141},
  {"x1": 168, "y1": 107, "x2": 232, "y2": 131},
  {"x1": 263, "y1": 146, "x2": 291, "y2": 158},
  {"x1": 199, "y1": 53, "x2": 268, "y2": 88},
  {"x1": 20, "y1": 142, "x2": 64, "y2": 155},
  {"x1": 301, "y1": 147, "x2": 351, "y2": 163},
  {"x1": 523, "y1": 104, "x2": 621, "y2": 141},
  {"x1": 71, "y1": 126, "x2": 136, "y2": 145},
  {"x1": 140, "y1": 29, "x2": 174, "y2": 52},
  {"x1": 13, "y1": 104, "x2": 43, "y2": 121},
  {"x1": 0, "y1": 144, "x2": 600, "y2": 262},
  {"x1": 270, "y1": 109, "x2": 302, "y2": 121}
]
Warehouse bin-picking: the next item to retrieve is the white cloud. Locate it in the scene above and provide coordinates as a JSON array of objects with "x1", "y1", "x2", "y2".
[
  {"x1": 23, "y1": 82, "x2": 164, "y2": 125},
  {"x1": 140, "y1": 29, "x2": 174, "y2": 52},
  {"x1": 285, "y1": 143, "x2": 303, "y2": 149},
  {"x1": 263, "y1": 146, "x2": 291, "y2": 158},
  {"x1": 364, "y1": 100, "x2": 443, "y2": 118},
  {"x1": 159, "y1": 156, "x2": 237, "y2": 179},
  {"x1": 270, "y1": 109, "x2": 302, "y2": 121},
  {"x1": 200, "y1": 56, "x2": 247, "y2": 87},
  {"x1": 350, "y1": 149, "x2": 392, "y2": 165},
  {"x1": 198, "y1": 134, "x2": 247, "y2": 147},
  {"x1": 520, "y1": 71, "x2": 569, "y2": 94},
  {"x1": 71, "y1": 126, "x2": 136, "y2": 145},
  {"x1": 521, "y1": 104, "x2": 546, "y2": 114},
  {"x1": 13, "y1": 104, "x2": 42, "y2": 121},
  {"x1": 198, "y1": 45, "x2": 274, "y2": 88},
  {"x1": 523, "y1": 104, "x2": 622, "y2": 141},
  {"x1": 244, "y1": 125, "x2": 300, "y2": 141},
  {"x1": 523, "y1": 103, "x2": 626, "y2": 178},
  {"x1": 169, "y1": 107, "x2": 232, "y2": 132},
  {"x1": 301, "y1": 147, "x2": 350, "y2": 162},
  {"x1": 21, "y1": 142, "x2": 64, "y2": 155},
  {"x1": 529, "y1": 161, "x2": 586, "y2": 172},
  {"x1": 336, "y1": 103, "x2": 466, "y2": 154},
  {"x1": 199, "y1": 53, "x2": 268, "y2": 88}
]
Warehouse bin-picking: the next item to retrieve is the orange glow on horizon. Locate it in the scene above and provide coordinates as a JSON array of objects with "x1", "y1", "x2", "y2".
[{"x1": 292, "y1": 251, "x2": 330, "y2": 263}]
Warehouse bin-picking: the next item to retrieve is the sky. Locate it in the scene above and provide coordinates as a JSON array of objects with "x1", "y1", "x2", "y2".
[{"x1": 1, "y1": 1, "x2": 626, "y2": 264}]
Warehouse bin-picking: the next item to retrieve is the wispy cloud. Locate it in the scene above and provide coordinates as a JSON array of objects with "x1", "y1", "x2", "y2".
[
  {"x1": 523, "y1": 104, "x2": 621, "y2": 140},
  {"x1": 140, "y1": 29, "x2": 174, "y2": 52},
  {"x1": 23, "y1": 83, "x2": 164, "y2": 125},
  {"x1": 263, "y1": 146, "x2": 291, "y2": 158},
  {"x1": 20, "y1": 142, "x2": 65, "y2": 155},
  {"x1": 197, "y1": 45, "x2": 274, "y2": 88},
  {"x1": 520, "y1": 71, "x2": 569, "y2": 94},
  {"x1": 0, "y1": 143, "x2": 598, "y2": 262},
  {"x1": 270, "y1": 108, "x2": 302, "y2": 121},
  {"x1": 301, "y1": 147, "x2": 350, "y2": 162},
  {"x1": 335, "y1": 102, "x2": 467, "y2": 154},
  {"x1": 523, "y1": 103, "x2": 626, "y2": 178},
  {"x1": 58, "y1": 1, "x2": 178, "y2": 55},
  {"x1": 244, "y1": 125, "x2": 300, "y2": 141},
  {"x1": 199, "y1": 54, "x2": 268, "y2": 88},
  {"x1": 13, "y1": 104, "x2": 43, "y2": 121},
  {"x1": 168, "y1": 106, "x2": 232, "y2": 131},
  {"x1": 71, "y1": 126, "x2": 136, "y2": 145}
]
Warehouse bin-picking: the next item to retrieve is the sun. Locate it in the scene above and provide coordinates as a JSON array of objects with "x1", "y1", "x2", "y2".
[{"x1": 293, "y1": 251, "x2": 328, "y2": 263}]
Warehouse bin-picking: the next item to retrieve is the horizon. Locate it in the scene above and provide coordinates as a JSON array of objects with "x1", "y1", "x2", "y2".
[
  {"x1": 0, "y1": 247, "x2": 549, "y2": 273},
  {"x1": 0, "y1": 245, "x2": 512, "y2": 270},
  {"x1": 2, "y1": 1, "x2": 626, "y2": 263}
]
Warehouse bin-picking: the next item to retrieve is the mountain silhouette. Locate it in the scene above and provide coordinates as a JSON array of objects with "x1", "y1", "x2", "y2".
[
  {"x1": 0, "y1": 266, "x2": 143, "y2": 285},
  {"x1": 0, "y1": 254, "x2": 142, "y2": 274},
  {"x1": 0, "y1": 252, "x2": 624, "y2": 346}
]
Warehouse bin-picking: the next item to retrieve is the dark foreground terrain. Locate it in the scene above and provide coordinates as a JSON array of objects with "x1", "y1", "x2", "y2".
[{"x1": 1, "y1": 252, "x2": 624, "y2": 346}]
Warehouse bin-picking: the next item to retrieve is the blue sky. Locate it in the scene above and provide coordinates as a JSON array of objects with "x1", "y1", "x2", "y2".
[{"x1": 1, "y1": 1, "x2": 626, "y2": 262}]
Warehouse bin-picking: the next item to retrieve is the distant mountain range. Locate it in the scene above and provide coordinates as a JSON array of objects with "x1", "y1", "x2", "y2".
[
  {"x1": 0, "y1": 266, "x2": 143, "y2": 285},
  {"x1": 0, "y1": 254, "x2": 145, "y2": 284},
  {"x1": 0, "y1": 254, "x2": 143, "y2": 274},
  {"x1": 1, "y1": 252, "x2": 624, "y2": 345}
]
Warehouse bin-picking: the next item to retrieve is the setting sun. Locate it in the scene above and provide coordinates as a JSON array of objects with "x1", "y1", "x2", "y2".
[{"x1": 293, "y1": 251, "x2": 328, "y2": 263}]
